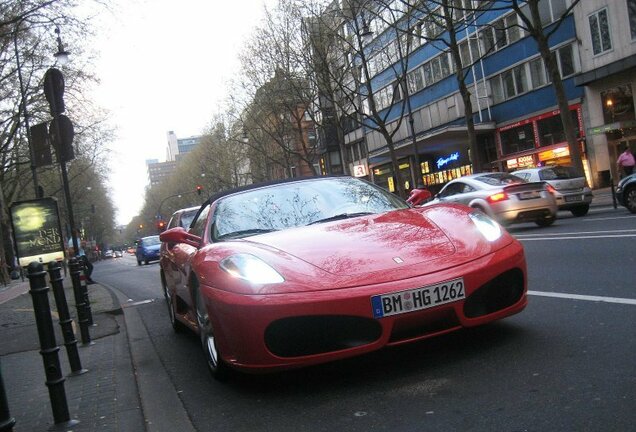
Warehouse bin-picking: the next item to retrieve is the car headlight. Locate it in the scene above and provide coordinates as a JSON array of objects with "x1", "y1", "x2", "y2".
[
  {"x1": 469, "y1": 211, "x2": 502, "y2": 242},
  {"x1": 219, "y1": 254, "x2": 284, "y2": 284}
]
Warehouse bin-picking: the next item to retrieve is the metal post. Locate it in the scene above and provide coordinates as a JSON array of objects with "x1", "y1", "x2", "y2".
[
  {"x1": 79, "y1": 259, "x2": 94, "y2": 326},
  {"x1": 69, "y1": 258, "x2": 92, "y2": 345},
  {"x1": 0, "y1": 358, "x2": 16, "y2": 432},
  {"x1": 26, "y1": 262, "x2": 79, "y2": 428},
  {"x1": 609, "y1": 175, "x2": 618, "y2": 209},
  {"x1": 47, "y1": 261, "x2": 87, "y2": 375}
]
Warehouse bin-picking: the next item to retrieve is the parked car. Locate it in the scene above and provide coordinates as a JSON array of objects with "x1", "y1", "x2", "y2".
[
  {"x1": 114, "y1": 250, "x2": 123, "y2": 258},
  {"x1": 425, "y1": 172, "x2": 558, "y2": 227},
  {"x1": 103, "y1": 249, "x2": 114, "y2": 259},
  {"x1": 159, "y1": 176, "x2": 528, "y2": 379},
  {"x1": 135, "y1": 235, "x2": 161, "y2": 265},
  {"x1": 166, "y1": 206, "x2": 200, "y2": 230},
  {"x1": 512, "y1": 165, "x2": 593, "y2": 216},
  {"x1": 616, "y1": 172, "x2": 636, "y2": 213}
]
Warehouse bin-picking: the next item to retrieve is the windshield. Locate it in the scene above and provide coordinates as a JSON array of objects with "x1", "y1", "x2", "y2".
[{"x1": 212, "y1": 177, "x2": 407, "y2": 240}]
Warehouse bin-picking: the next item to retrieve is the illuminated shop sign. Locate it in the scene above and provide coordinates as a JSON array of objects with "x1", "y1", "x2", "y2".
[
  {"x1": 352, "y1": 164, "x2": 368, "y2": 177},
  {"x1": 538, "y1": 146, "x2": 569, "y2": 162},
  {"x1": 506, "y1": 155, "x2": 535, "y2": 170},
  {"x1": 436, "y1": 152, "x2": 460, "y2": 169}
]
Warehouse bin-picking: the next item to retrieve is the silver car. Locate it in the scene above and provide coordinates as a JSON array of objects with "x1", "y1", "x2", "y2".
[
  {"x1": 427, "y1": 172, "x2": 557, "y2": 227},
  {"x1": 512, "y1": 166, "x2": 593, "y2": 217}
]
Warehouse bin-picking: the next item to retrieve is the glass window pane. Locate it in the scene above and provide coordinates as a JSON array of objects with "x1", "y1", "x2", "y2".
[
  {"x1": 432, "y1": 58, "x2": 442, "y2": 81},
  {"x1": 440, "y1": 54, "x2": 451, "y2": 77},
  {"x1": 491, "y1": 76, "x2": 504, "y2": 104},
  {"x1": 514, "y1": 65, "x2": 528, "y2": 94},
  {"x1": 589, "y1": 13, "x2": 602, "y2": 55},
  {"x1": 599, "y1": 9, "x2": 612, "y2": 52},
  {"x1": 494, "y1": 19, "x2": 508, "y2": 49},
  {"x1": 506, "y1": 14, "x2": 520, "y2": 43},
  {"x1": 423, "y1": 62, "x2": 433, "y2": 84},
  {"x1": 503, "y1": 70, "x2": 516, "y2": 98},
  {"x1": 481, "y1": 28, "x2": 496, "y2": 54},
  {"x1": 530, "y1": 58, "x2": 546, "y2": 88},
  {"x1": 629, "y1": 0, "x2": 636, "y2": 40},
  {"x1": 558, "y1": 44, "x2": 575, "y2": 77},
  {"x1": 551, "y1": 0, "x2": 567, "y2": 20}
]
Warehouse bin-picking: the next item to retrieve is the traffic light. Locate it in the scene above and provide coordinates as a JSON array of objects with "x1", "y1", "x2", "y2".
[
  {"x1": 156, "y1": 220, "x2": 166, "y2": 232},
  {"x1": 196, "y1": 185, "x2": 203, "y2": 196},
  {"x1": 139, "y1": 224, "x2": 143, "y2": 229}
]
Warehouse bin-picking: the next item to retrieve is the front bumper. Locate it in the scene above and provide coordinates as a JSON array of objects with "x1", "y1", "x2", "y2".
[{"x1": 200, "y1": 242, "x2": 527, "y2": 373}]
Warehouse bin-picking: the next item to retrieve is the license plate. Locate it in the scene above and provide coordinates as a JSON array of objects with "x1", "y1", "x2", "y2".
[
  {"x1": 372, "y1": 278, "x2": 465, "y2": 319},
  {"x1": 565, "y1": 195, "x2": 582, "y2": 202},
  {"x1": 519, "y1": 191, "x2": 539, "y2": 200}
]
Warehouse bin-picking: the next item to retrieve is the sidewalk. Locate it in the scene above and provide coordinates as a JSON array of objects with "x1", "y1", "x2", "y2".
[{"x1": 0, "y1": 276, "x2": 145, "y2": 431}]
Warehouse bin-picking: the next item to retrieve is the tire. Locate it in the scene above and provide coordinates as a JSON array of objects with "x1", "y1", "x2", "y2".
[
  {"x1": 535, "y1": 215, "x2": 556, "y2": 227},
  {"x1": 570, "y1": 205, "x2": 590, "y2": 217},
  {"x1": 194, "y1": 286, "x2": 229, "y2": 381},
  {"x1": 137, "y1": 260, "x2": 141, "y2": 266},
  {"x1": 625, "y1": 186, "x2": 636, "y2": 214},
  {"x1": 162, "y1": 274, "x2": 183, "y2": 333},
  {"x1": 144, "y1": 260, "x2": 149, "y2": 265}
]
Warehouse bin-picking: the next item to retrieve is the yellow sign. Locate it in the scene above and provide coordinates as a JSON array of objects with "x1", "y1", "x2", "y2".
[
  {"x1": 388, "y1": 177, "x2": 395, "y2": 192},
  {"x1": 10, "y1": 198, "x2": 65, "y2": 267}
]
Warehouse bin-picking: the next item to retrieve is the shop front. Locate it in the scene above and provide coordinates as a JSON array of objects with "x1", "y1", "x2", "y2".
[{"x1": 496, "y1": 104, "x2": 591, "y2": 183}]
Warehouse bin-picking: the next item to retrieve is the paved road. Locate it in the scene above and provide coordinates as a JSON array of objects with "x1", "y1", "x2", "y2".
[{"x1": 94, "y1": 205, "x2": 636, "y2": 431}]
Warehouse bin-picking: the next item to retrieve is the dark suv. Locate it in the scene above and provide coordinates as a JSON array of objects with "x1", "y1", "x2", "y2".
[{"x1": 616, "y1": 173, "x2": 636, "y2": 213}]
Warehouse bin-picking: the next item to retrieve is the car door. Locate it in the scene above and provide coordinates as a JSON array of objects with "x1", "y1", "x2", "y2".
[
  {"x1": 174, "y1": 205, "x2": 210, "y2": 325},
  {"x1": 437, "y1": 181, "x2": 471, "y2": 204}
]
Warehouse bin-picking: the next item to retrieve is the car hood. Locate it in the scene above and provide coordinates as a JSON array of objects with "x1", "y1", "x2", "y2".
[{"x1": 200, "y1": 206, "x2": 513, "y2": 295}]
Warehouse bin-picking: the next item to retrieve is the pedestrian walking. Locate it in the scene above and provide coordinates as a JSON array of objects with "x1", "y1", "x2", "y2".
[{"x1": 616, "y1": 145, "x2": 635, "y2": 178}]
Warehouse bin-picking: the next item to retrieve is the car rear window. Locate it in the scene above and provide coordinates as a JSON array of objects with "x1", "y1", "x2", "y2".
[
  {"x1": 539, "y1": 166, "x2": 581, "y2": 180},
  {"x1": 475, "y1": 173, "x2": 525, "y2": 186},
  {"x1": 142, "y1": 236, "x2": 160, "y2": 246}
]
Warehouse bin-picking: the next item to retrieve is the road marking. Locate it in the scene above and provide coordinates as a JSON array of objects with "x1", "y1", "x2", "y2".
[
  {"x1": 528, "y1": 290, "x2": 636, "y2": 306},
  {"x1": 515, "y1": 228, "x2": 636, "y2": 241},
  {"x1": 581, "y1": 215, "x2": 636, "y2": 222}
]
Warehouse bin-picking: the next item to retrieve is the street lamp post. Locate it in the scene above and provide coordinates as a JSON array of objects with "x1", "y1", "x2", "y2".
[{"x1": 13, "y1": 18, "x2": 40, "y2": 198}]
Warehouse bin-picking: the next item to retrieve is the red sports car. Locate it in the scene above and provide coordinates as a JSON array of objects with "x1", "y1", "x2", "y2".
[{"x1": 159, "y1": 176, "x2": 527, "y2": 379}]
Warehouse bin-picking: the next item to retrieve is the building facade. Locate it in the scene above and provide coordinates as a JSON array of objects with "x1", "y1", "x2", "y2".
[{"x1": 573, "y1": 0, "x2": 636, "y2": 185}]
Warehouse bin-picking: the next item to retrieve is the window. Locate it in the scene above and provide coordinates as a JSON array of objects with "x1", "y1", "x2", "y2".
[
  {"x1": 628, "y1": 0, "x2": 636, "y2": 40},
  {"x1": 589, "y1": 8, "x2": 612, "y2": 55},
  {"x1": 537, "y1": 110, "x2": 579, "y2": 147},
  {"x1": 556, "y1": 44, "x2": 575, "y2": 77},
  {"x1": 500, "y1": 123, "x2": 535, "y2": 155},
  {"x1": 191, "y1": 205, "x2": 210, "y2": 238},
  {"x1": 407, "y1": 68, "x2": 424, "y2": 93},
  {"x1": 480, "y1": 13, "x2": 524, "y2": 56},
  {"x1": 530, "y1": 58, "x2": 546, "y2": 88}
]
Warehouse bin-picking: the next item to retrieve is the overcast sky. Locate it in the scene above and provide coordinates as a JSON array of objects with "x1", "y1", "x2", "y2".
[{"x1": 89, "y1": 0, "x2": 276, "y2": 225}]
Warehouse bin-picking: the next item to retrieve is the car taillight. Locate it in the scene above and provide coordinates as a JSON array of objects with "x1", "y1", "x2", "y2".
[
  {"x1": 545, "y1": 184, "x2": 557, "y2": 194},
  {"x1": 487, "y1": 192, "x2": 508, "y2": 203}
]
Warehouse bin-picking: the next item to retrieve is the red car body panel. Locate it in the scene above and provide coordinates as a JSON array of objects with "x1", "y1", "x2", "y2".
[{"x1": 160, "y1": 192, "x2": 527, "y2": 374}]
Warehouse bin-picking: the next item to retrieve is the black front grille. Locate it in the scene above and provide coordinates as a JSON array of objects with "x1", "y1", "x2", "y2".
[
  {"x1": 265, "y1": 315, "x2": 382, "y2": 358},
  {"x1": 463, "y1": 268, "x2": 524, "y2": 318}
]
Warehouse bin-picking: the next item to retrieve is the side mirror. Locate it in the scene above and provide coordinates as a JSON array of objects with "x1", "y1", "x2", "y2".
[{"x1": 159, "y1": 227, "x2": 201, "y2": 248}]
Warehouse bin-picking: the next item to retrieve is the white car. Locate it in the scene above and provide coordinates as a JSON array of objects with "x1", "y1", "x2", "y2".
[{"x1": 512, "y1": 166, "x2": 593, "y2": 217}]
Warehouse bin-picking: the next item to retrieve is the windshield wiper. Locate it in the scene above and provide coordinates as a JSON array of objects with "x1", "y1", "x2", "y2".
[
  {"x1": 217, "y1": 228, "x2": 277, "y2": 240},
  {"x1": 307, "y1": 212, "x2": 373, "y2": 226}
]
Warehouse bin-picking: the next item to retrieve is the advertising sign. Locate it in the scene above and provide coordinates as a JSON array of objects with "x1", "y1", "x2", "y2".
[{"x1": 10, "y1": 198, "x2": 65, "y2": 267}]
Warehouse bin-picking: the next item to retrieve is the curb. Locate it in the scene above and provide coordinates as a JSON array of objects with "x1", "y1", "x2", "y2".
[{"x1": 99, "y1": 281, "x2": 196, "y2": 432}]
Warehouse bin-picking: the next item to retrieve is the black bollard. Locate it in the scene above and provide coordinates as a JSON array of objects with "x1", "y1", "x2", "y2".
[
  {"x1": 47, "y1": 261, "x2": 88, "y2": 376},
  {"x1": 79, "y1": 259, "x2": 94, "y2": 326},
  {"x1": 69, "y1": 258, "x2": 92, "y2": 346},
  {"x1": 0, "y1": 358, "x2": 16, "y2": 432},
  {"x1": 26, "y1": 262, "x2": 79, "y2": 428}
]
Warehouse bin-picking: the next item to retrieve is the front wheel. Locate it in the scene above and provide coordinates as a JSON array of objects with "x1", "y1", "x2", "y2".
[
  {"x1": 194, "y1": 287, "x2": 229, "y2": 381},
  {"x1": 625, "y1": 186, "x2": 636, "y2": 214},
  {"x1": 535, "y1": 215, "x2": 556, "y2": 227}
]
